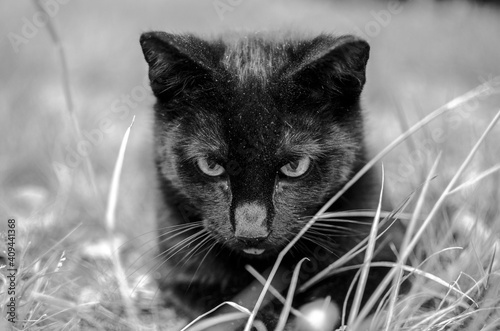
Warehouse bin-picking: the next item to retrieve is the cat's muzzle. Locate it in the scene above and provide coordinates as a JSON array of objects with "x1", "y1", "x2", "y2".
[{"x1": 233, "y1": 202, "x2": 271, "y2": 255}]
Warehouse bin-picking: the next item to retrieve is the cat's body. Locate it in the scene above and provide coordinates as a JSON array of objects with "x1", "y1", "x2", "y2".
[{"x1": 140, "y1": 31, "x2": 399, "y2": 329}]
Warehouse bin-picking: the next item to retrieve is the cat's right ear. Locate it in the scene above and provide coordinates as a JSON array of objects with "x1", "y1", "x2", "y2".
[
  {"x1": 289, "y1": 35, "x2": 370, "y2": 102},
  {"x1": 140, "y1": 32, "x2": 219, "y2": 101}
]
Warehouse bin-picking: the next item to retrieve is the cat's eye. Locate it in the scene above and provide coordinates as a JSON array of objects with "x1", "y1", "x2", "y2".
[
  {"x1": 279, "y1": 157, "x2": 311, "y2": 178},
  {"x1": 197, "y1": 157, "x2": 225, "y2": 177}
]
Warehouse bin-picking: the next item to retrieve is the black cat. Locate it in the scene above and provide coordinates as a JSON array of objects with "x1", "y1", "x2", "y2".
[{"x1": 140, "y1": 31, "x2": 400, "y2": 330}]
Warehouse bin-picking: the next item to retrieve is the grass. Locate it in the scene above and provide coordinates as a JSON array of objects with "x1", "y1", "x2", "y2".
[{"x1": 1, "y1": 0, "x2": 500, "y2": 330}]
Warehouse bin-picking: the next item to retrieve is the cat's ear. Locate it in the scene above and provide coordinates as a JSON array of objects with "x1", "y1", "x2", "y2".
[
  {"x1": 140, "y1": 32, "x2": 221, "y2": 101},
  {"x1": 290, "y1": 35, "x2": 369, "y2": 100}
]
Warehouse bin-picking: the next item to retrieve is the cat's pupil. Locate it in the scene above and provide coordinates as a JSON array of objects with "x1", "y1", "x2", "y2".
[
  {"x1": 207, "y1": 160, "x2": 218, "y2": 169},
  {"x1": 288, "y1": 161, "x2": 299, "y2": 171}
]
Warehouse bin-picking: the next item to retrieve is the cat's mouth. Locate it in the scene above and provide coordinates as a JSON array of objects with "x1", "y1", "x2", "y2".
[{"x1": 242, "y1": 248, "x2": 266, "y2": 255}]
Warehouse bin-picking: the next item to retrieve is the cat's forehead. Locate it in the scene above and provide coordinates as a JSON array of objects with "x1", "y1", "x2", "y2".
[
  {"x1": 223, "y1": 101, "x2": 325, "y2": 163},
  {"x1": 219, "y1": 36, "x2": 296, "y2": 146},
  {"x1": 226, "y1": 105, "x2": 281, "y2": 158},
  {"x1": 220, "y1": 34, "x2": 294, "y2": 87},
  {"x1": 179, "y1": 104, "x2": 321, "y2": 165}
]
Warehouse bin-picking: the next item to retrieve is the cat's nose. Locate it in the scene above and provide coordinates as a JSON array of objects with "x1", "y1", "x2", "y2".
[{"x1": 234, "y1": 202, "x2": 269, "y2": 241}]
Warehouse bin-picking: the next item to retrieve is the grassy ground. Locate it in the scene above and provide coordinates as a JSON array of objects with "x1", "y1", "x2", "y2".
[{"x1": 1, "y1": 0, "x2": 500, "y2": 330}]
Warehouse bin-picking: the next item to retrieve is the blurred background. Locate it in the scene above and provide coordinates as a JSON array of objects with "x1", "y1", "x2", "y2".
[{"x1": 0, "y1": 0, "x2": 499, "y2": 326}]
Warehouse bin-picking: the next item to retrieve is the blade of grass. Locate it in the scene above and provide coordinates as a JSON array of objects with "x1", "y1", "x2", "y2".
[
  {"x1": 275, "y1": 257, "x2": 309, "y2": 331},
  {"x1": 245, "y1": 80, "x2": 497, "y2": 331},
  {"x1": 23, "y1": 223, "x2": 81, "y2": 270},
  {"x1": 394, "y1": 98, "x2": 419, "y2": 168},
  {"x1": 187, "y1": 312, "x2": 250, "y2": 331},
  {"x1": 374, "y1": 262, "x2": 476, "y2": 307},
  {"x1": 342, "y1": 267, "x2": 362, "y2": 327},
  {"x1": 470, "y1": 241, "x2": 487, "y2": 286},
  {"x1": 485, "y1": 242, "x2": 497, "y2": 289},
  {"x1": 324, "y1": 260, "x2": 476, "y2": 311},
  {"x1": 319, "y1": 210, "x2": 414, "y2": 221},
  {"x1": 348, "y1": 165, "x2": 385, "y2": 325},
  {"x1": 384, "y1": 153, "x2": 441, "y2": 330},
  {"x1": 180, "y1": 301, "x2": 251, "y2": 331},
  {"x1": 105, "y1": 116, "x2": 136, "y2": 323},
  {"x1": 299, "y1": 192, "x2": 413, "y2": 293},
  {"x1": 244, "y1": 265, "x2": 305, "y2": 319},
  {"x1": 351, "y1": 109, "x2": 500, "y2": 329},
  {"x1": 106, "y1": 116, "x2": 135, "y2": 231},
  {"x1": 33, "y1": 0, "x2": 99, "y2": 198},
  {"x1": 448, "y1": 163, "x2": 500, "y2": 195}
]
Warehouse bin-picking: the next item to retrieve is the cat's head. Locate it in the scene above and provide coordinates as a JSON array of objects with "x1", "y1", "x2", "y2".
[{"x1": 140, "y1": 32, "x2": 370, "y2": 257}]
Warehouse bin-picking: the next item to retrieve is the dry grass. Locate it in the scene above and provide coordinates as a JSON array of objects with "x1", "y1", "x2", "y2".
[{"x1": 1, "y1": 1, "x2": 500, "y2": 330}]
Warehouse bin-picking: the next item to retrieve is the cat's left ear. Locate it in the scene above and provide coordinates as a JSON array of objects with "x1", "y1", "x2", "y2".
[{"x1": 290, "y1": 35, "x2": 370, "y2": 100}]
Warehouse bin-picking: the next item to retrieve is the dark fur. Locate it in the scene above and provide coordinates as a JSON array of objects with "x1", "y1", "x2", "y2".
[{"x1": 140, "y1": 31, "x2": 398, "y2": 329}]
